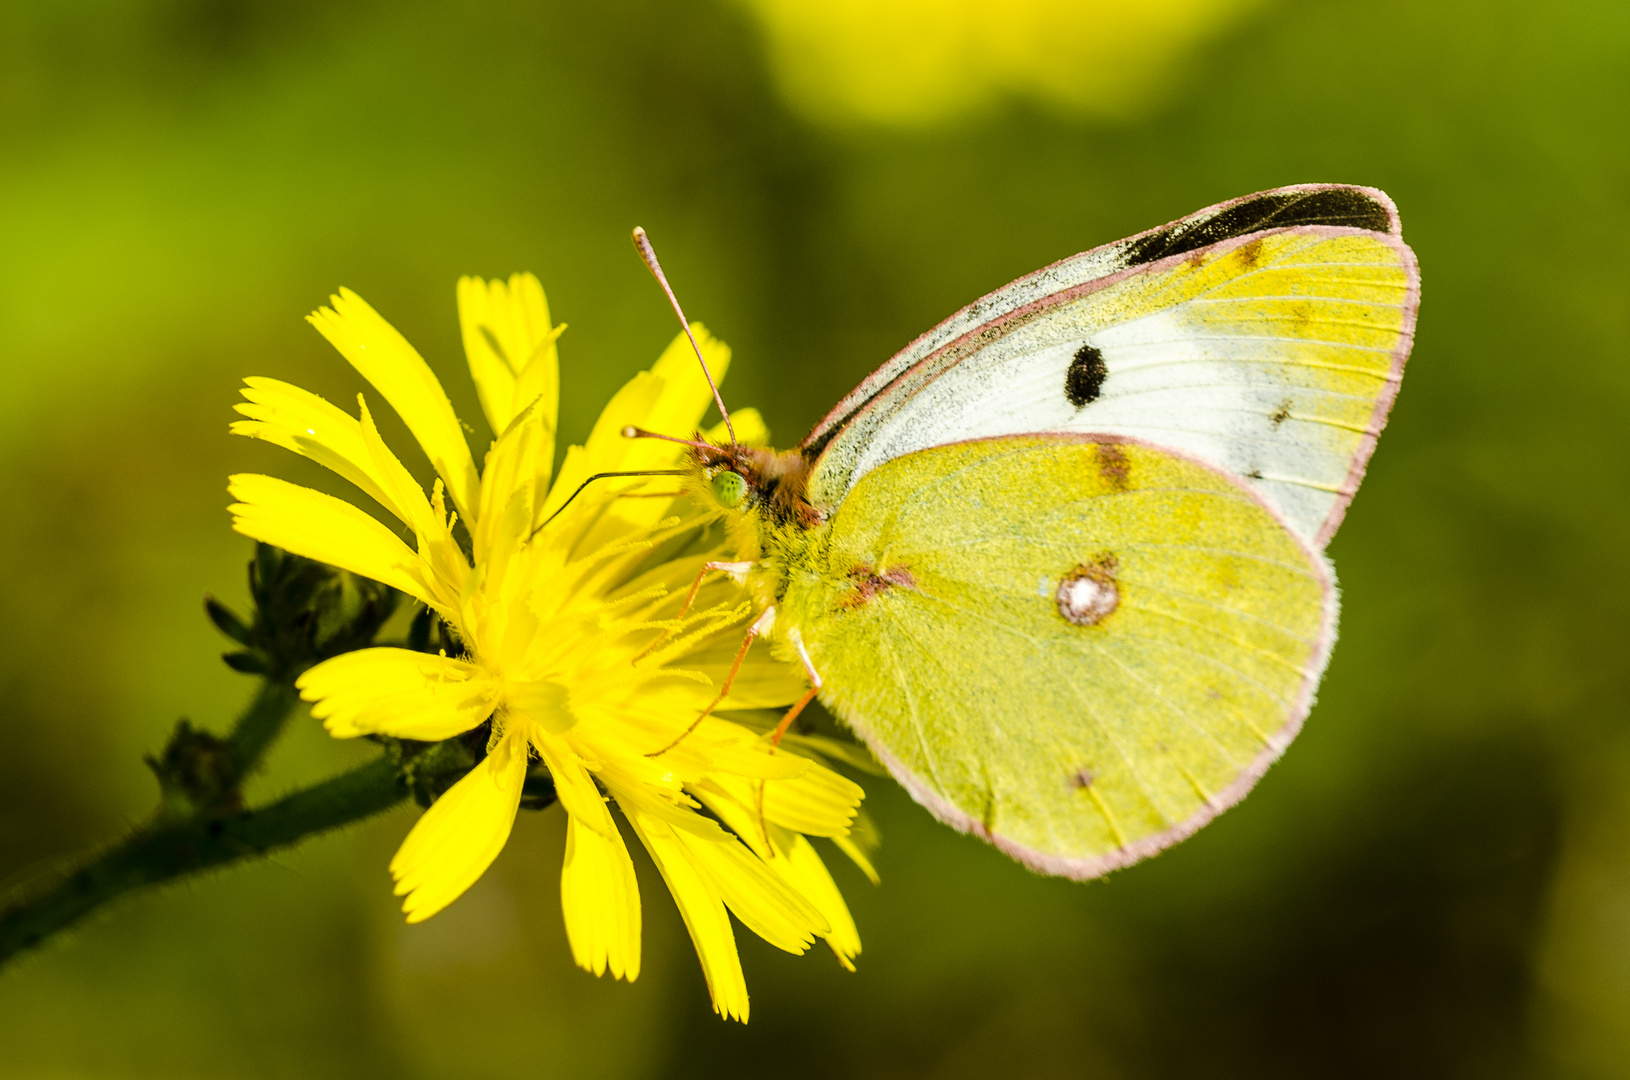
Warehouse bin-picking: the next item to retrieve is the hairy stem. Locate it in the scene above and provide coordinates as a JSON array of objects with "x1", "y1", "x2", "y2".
[
  {"x1": 0, "y1": 755, "x2": 407, "y2": 968},
  {"x1": 224, "y1": 680, "x2": 302, "y2": 782}
]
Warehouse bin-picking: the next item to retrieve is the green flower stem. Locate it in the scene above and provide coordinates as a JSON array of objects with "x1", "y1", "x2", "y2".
[
  {"x1": 225, "y1": 679, "x2": 302, "y2": 783},
  {"x1": 0, "y1": 550, "x2": 435, "y2": 968},
  {"x1": 0, "y1": 754, "x2": 407, "y2": 968}
]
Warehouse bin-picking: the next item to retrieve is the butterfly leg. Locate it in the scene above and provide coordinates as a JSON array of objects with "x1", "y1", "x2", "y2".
[
  {"x1": 646, "y1": 605, "x2": 776, "y2": 757},
  {"x1": 769, "y1": 628, "x2": 822, "y2": 749},
  {"x1": 757, "y1": 629, "x2": 824, "y2": 851},
  {"x1": 634, "y1": 559, "x2": 755, "y2": 663}
]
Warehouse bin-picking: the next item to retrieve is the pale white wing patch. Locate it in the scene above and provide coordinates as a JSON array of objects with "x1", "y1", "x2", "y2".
[
  {"x1": 1071, "y1": 306, "x2": 1385, "y2": 539},
  {"x1": 824, "y1": 228, "x2": 1417, "y2": 546}
]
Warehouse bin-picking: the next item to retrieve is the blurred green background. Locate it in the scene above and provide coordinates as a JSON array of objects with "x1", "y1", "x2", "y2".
[{"x1": 1, "y1": 0, "x2": 1627, "y2": 1076}]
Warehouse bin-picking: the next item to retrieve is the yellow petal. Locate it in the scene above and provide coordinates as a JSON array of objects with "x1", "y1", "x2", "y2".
[
  {"x1": 831, "y1": 834, "x2": 881, "y2": 887},
  {"x1": 297, "y1": 648, "x2": 496, "y2": 740},
  {"x1": 689, "y1": 781, "x2": 859, "y2": 966},
  {"x1": 597, "y1": 756, "x2": 729, "y2": 838},
  {"x1": 706, "y1": 739, "x2": 815, "y2": 781},
  {"x1": 457, "y1": 273, "x2": 560, "y2": 454},
  {"x1": 672, "y1": 824, "x2": 828, "y2": 954},
  {"x1": 759, "y1": 760, "x2": 864, "y2": 837},
  {"x1": 230, "y1": 378, "x2": 397, "y2": 517},
  {"x1": 531, "y1": 733, "x2": 616, "y2": 835},
  {"x1": 230, "y1": 382, "x2": 458, "y2": 581},
  {"x1": 536, "y1": 324, "x2": 730, "y2": 535},
  {"x1": 473, "y1": 397, "x2": 546, "y2": 569},
  {"x1": 615, "y1": 770, "x2": 826, "y2": 954},
  {"x1": 704, "y1": 407, "x2": 768, "y2": 448},
  {"x1": 707, "y1": 756, "x2": 864, "y2": 838},
  {"x1": 771, "y1": 830, "x2": 861, "y2": 968},
  {"x1": 683, "y1": 650, "x2": 807, "y2": 711},
  {"x1": 561, "y1": 814, "x2": 642, "y2": 981},
  {"x1": 535, "y1": 371, "x2": 664, "y2": 530},
  {"x1": 308, "y1": 288, "x2": 481, "y2": 525},
  {"x1": 355, "y1": 396, "x2": 439, "y2": 538},
  {"x1": 773, "y1": 731, "x2": 889, "y2": 776},
  {"x1": 355, "y1": 399, "x2": 472, "y2": 604},
  {"x1": 625, "y1": 811, "x2": 749, "y2": 1022},
  {"x1": 226, "y1": 474, "x2": 433, "y2": 606},
  {"x1": 390, "y1": 731, "x2": 529, "y2": 923}
]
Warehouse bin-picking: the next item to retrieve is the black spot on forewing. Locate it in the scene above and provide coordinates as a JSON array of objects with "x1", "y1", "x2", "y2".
[
  {"x1": 1269, "y1": 399, "x2": 1293, "y2": 427},
  {"x1": 1122, "y1": 188, "x2": 1394, "y2": 268},
  {"x1": 1065, "y1": 345, "x2": 1108, "y2": 407},
  {"x1": 1070, "y1": 768, "x2": 1097, "y2": 790}
]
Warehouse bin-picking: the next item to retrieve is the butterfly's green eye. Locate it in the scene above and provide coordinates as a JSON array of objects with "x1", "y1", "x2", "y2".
[{"x1": 711, "y1": 470, "x2": 747, "y2": 508}]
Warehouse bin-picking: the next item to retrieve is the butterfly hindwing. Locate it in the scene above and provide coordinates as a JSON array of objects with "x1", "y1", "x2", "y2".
[
  {"x1": 802, "y1": 184, "x2": 1418, "y2": 547},
  {"x1": 787, "y1": 435, "x2": 1335, "y2": 876}
]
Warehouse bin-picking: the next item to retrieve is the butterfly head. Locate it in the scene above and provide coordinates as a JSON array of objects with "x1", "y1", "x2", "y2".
[{"x1": 690, "y1": 439, "x2": 819, "y2": 530}]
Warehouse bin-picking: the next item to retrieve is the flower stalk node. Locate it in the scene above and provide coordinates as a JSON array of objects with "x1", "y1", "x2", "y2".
[
  {"x1": 145, "y1": 720, "x2": 243, "y2": 820},
  {"x1": 206, "y1": 544, "x2": 402, "y2": 683}
]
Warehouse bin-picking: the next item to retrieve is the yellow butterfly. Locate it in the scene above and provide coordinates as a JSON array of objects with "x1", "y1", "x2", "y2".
[{"x1": 621, "y1": 185, "x2": 1419, "y2": 878}]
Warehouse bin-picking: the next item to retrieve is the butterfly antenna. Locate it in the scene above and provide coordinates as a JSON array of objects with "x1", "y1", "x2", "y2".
[
  {"x1": 631, "y1": 227, "x2": 737, "y2": 447},
  {"x1": 621, "y1": 425, "x2": 715, "y2": 451}
]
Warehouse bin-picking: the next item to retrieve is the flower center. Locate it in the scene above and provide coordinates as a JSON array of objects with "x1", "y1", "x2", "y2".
[{"x1": 506, "y1": 678, "x2": 577, "y2": 733}]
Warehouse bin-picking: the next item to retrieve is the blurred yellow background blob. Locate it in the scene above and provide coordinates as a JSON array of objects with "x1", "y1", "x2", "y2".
[{"x1": 738, "y1": 0, "x2": 1264, "y2": 125}]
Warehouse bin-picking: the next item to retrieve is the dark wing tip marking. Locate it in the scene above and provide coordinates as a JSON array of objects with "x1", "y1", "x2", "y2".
[
  {"x1": 1121, "y1": 187, "x2": 1395, "y2": 268},
  {"x1": 1065, "y1": 345, "x2": 1108, "y2": 407},
  {"x1": 803, "y1": 420, "x2": 844, "y2": 460}
]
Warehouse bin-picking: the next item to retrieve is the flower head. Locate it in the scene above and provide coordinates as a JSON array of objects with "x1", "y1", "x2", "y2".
[{"x1": 227, "y1": 273, "x2": 869, "y2": 1020}]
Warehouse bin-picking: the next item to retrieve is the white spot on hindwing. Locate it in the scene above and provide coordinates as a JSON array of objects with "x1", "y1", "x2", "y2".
[
  {"x1": 1058, "y1": 577, "x2": 1117, "y2": 624},
  {"x1": 1056, "y1": 555, "x2": 1120, "y2": 626}
]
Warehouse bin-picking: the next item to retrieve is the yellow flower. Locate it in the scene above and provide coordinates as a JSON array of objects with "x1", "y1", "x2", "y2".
[{"x1": 226, "y1": 274, "x2": 868, "y2": 1021}]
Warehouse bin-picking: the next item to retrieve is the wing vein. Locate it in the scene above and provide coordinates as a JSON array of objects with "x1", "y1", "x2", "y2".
[{"x1": 906, "y1": 584, "x2": 1171, "y2": 818}]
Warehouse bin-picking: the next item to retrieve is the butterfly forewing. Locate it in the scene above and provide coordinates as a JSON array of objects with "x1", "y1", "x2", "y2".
[
  {"x1": 790, "y1": 435, "x2": 1335, "y2": 877},
  {"x1": 803, "y1": 185, "x2": 1418, "y2": 547}
]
